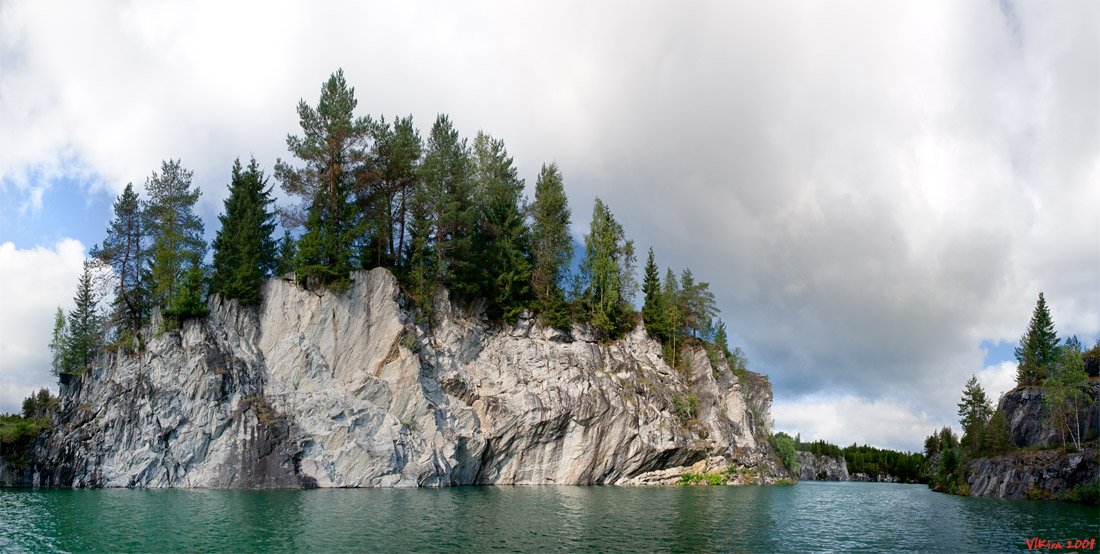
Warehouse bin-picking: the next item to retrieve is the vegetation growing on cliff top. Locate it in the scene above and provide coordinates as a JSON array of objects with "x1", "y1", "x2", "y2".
[{"x1": 48, "y1": 68, "x2": 749, "y2": 387}]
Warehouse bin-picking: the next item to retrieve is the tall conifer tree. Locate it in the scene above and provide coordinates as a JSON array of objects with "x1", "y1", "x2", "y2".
[
  {"x1": 145, "y1": 159, "x2": 206, "y2": 324},
  {"x1": 91, "y1": 182, "x2": 148, "y2": 341},
  {"x1": 210, "y1": 157, "x2": 278, "y2": 305},
  {"x1": 470, "y1": 131, "x2": 532, "y2": 322},
  {"x1": 1014, "y1": 292, "x2": 1059, "y2": 386},
  {"x1": 530, "y1": 163, "x2": 572, "y2": 329},
  {"x1": 275, "y1": 69, "x2": 372, "y2": 287},
  {"x1": 581, "y1": 198, "x2": 636, "y2": 340}
]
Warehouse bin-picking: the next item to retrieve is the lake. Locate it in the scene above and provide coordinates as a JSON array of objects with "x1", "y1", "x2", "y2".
[{"x1": 1, "y1": 482, "x2": 1096, "y2": 552}]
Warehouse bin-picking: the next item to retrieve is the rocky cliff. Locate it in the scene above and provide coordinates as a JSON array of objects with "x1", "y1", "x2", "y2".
[
  {"x1": 29, "y1": 269, "x2": 779, "y2": 488},
  {"x1": 963, "y1": 384, "x2": 1100, "y2": 500},
  {"x1": 796, "y1": 452, "x2": 849, "y2": 481}
]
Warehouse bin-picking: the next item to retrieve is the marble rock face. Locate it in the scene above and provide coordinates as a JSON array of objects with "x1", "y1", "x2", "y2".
[{"x1": 36, "y1": 269, "x2": 777, "y2": 488}]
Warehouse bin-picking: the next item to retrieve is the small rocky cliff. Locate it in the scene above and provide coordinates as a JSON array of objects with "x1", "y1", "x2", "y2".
[
  {"x1": 796, "y1": 452, "x2": 849, "y2": 481},
  {"x1": 963, "y1": 384, "x2": 1099, "y2": 500},
  {"x1": 22, "y1": 269, "x2": 779, "y2": 488}
]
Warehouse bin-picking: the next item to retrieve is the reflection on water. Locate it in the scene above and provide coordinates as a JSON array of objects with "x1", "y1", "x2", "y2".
[{"x1": 1, "y1": 482, "x2": 1096, "y2": 552}]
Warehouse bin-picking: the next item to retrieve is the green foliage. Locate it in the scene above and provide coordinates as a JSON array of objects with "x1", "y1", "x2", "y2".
[
  {"x1": 797, "y1": 436, "x2": 926, "y2": 483},
  {"x1": 420, "y1": 114, "x2": 478, "y2": 301},
  {"x1": 363, "y1": 115, "x2": 422, "y2": 271},
  {"x1": 275, "y1": 230, "x2": 297, "y2": 277},
  {"x1": 145, "y1": 159, "x2": 207, "y2": 326},
  {"x1": 1062, "y1": 480, "x2": 1100, "y2": 506},
  {"x1": 680, "y1": 471, "x2": 726, "y2": 486},
  {"x1": 581, "y1": 198, "x2": 636, "y2": 341},
  {"x1": 470, "y1": 131, "x2": 532, "y2": 323},
  {"x1": 529, "y1": 163, "x2": 573, "y2": 331},
  {"x1": 771, "y1": 432, "x2": 800, "y2": 473},
  {"x1": 90, "y1": 182, "x2": 149, "y2": 340},
  {"x1": 55, "y1": 260, "x2": 104, "y2": 376},
  {"x1": 48, "y1": 307, "x2": 67, "y2": 376},
  {"x1": 641, "y1": 248, "x2": 669, "y2": 342},
  {"x1": 275, "y1": 69, "x2": 371, "y2": 289},
  {"x1": 1015, "y1": 292, "x2": 1059, "y2": 386},
  {"x1": 1, "y1": 389, "x2": 55, "y2": 470},
  {"x1": 678, "y1": 269, "x2": 717, "y2": 340},
  {"x1": 958, "y1": 375, "x2": 993, "y2": 456},
  {"x1": 210, "y1": 157, "x2": 278, "y2": 306},
  {"x1": 982, "y1": 408, "x2": 1013, "y2": 456},
  {"x1": 672, "y1": 393, "x2": 699, "y2": 423},
  {"x1": 1042, "y1": 338, "x2": 1092, "y2": 451}
]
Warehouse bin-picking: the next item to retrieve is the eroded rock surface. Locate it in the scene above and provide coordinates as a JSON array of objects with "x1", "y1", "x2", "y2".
[{"x1": 34, "y1": 269, "x2": 778, "y2": 488}]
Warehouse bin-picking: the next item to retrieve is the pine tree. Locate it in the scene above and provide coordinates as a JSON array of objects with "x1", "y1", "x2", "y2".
[
  {"x1": 470, "y1": 131, "x2": 532, "y2": 322},
  {"x1": 210, "y1": 157, "x2": 278, "y2": 305},
  {"x1": 274, "y1": 69, "x2": 372, "y2": 288},
  {"x1": 678, "y1": 268, "x2": 718, "y2": 340},
  {"x1": 91, "y1": 182, "x2": 148, "y2": 343},
  {"x1": 145, "y1": 159, "x2": 206, "y2": 325},
  {"x1": 368, "y1": 115, "x2": 422, "y2": 271},
  {"x1": 529, "y1": 163, "x2": 573, "y2": 330},
  {"x1": 64, "y1": 260, "x2": 103, "y2": 375},
  {"x1": 1014, "y1": 292, "x2": 1059, "y2": 386},
  {"x1": 641, "y1": 248, "x2": 668, "y2": 341},
  {"x1": 580, "y1": 198, "x2": 636, "y2": 340},
  {"x1": 957, "y1": 375, "x2": 993, "y2": 454}
]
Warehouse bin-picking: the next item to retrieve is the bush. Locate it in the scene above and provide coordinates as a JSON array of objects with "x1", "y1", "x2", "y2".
[
  {"x1": 1063, "y1": 481, "x2": 1100, "y2": 505},
  {"x1": 672, "y1": 394, "x2": 699, "y2": 423},
  {"x1": 771, "y1": 432, "x2": 800, "y2": 473}
]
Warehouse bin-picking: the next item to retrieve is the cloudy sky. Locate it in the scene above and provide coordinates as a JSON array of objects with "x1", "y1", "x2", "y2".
[{"x1": 1, "y1": 1, "x2": 1097, "y2": 452}]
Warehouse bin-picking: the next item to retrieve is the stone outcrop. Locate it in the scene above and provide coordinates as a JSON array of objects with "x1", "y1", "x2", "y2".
[
  {"x1": 999, "y1": 385, "x2": 1100, "y2": 449},
  {"x1": 966, "y1": 447, "x2": 1098, "y2": 499},
  {"x1": 30, "y1": 269, "x2": 779, "y2": 488},
  {"x1": 961, "y1": 384, "x2": 1100, "y2": 500},
  {"x1": 796, "y1": 452, "x2": 849, "y2": 481}
]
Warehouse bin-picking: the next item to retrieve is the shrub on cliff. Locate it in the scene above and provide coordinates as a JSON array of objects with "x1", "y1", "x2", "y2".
[{"x1": 771, "y1": 432, "x2": 800, "y2": 473}]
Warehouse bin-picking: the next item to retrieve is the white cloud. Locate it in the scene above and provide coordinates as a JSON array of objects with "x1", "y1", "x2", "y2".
[
  {"x1": 0, "y1": 239, "x2": 85, "y2": 413},
  {"x1": 774, "y1": 395, "x2": 939, "y2": 453}
]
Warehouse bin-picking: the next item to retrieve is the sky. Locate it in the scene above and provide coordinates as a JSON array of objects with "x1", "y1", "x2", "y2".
[{"x1": 1, "y1": 1, "x2": 1097, "y2": 453}]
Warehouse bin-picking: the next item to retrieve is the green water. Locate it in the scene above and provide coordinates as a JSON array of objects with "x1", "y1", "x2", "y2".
[{"x1": 0, "y1": 482, "x2": 1096, "y2": 552}]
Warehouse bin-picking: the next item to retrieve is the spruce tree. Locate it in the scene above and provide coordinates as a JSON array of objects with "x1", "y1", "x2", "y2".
[
  {"x1": 274, "y1": 69, "x2": 372, "y2": 288},
  {"x1": 274, "y1": 230, "x2": 297, "y2": 277},
  {"x1": 529, "y1": 163, "x2": 572, "y2": 330},
  {"x1": 420, "y1": 114, "x2": 476, "y2": 298},
  {"x1": 580, "y1": 198, "x2": 636, "y2": 340},
  {"x1": 1014, "y1": 292, "x2": 1059, "y2": 386},
  {"x1": 210, "y1": 157, "x2": 278, "y2": 305},
  {"x1": 145, "y1": 159, "x2": 207, "y2": 325},
  {"x1": 470, "y1": 131, "x2": 532, "y2": 322},
  {"x1": 91, "y1": 182, "x2": 148, "y2": 342},
  {"x1": 641, "y1": 247, "x2": 668, "y2": 341},
  {"x1": 65, "y1": 260, "x2": 103, "y2": 375}
]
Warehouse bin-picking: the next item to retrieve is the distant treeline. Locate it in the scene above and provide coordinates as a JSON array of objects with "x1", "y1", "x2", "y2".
[{"x1": 794, "y1": 437, "x2": 926, "y2": 484}]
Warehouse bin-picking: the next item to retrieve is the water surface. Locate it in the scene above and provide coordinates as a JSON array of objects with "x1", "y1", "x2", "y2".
[{"x1": 1, "y1": 482, "x2": 1096, "y2": 552}]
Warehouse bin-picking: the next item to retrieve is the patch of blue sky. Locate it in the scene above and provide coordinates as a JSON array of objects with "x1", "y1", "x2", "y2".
[{"x1": 0, "y1": 175, "x2": 114, "y2": 250}]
